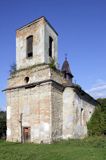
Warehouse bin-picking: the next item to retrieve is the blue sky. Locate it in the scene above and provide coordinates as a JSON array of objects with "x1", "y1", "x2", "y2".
[{"x1": 0, "y1": 0, "x2": 106, "y2": 110}]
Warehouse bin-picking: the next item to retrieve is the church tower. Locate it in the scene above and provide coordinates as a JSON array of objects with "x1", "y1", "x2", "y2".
[
  {"x1": 5, "y1": 17, "x2": 64, "y2": 143},
  {"x1": 16, "y1": 16, "x2": 58, "y2": 70}
]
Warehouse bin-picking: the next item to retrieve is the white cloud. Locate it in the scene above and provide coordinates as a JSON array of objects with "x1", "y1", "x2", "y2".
[{"x1": 86, "y1": 79, "x2": 106, "y2": 99}]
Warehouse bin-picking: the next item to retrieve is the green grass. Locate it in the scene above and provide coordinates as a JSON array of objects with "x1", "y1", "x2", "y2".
[{"x1": 0, "y1": 137, "x2": 106, "y2": 160}]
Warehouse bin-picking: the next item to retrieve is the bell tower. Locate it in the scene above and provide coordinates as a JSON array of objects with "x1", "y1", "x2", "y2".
[{"x1": 16, "y1": 16, "x2": 58, "y2": 70}]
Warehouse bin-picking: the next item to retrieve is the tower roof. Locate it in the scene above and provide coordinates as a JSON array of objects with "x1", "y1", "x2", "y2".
[
  {"x1": 61, "y1": 58, "x2": 73, "y2": 77},
  {"x1": 16, "y1": 16, "x2": 58, "y2": 36}
]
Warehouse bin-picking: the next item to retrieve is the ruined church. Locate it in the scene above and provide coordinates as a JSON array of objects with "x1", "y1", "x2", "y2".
[{"x1": 4, "y1": 17, "x2": 97, "y2": 143}]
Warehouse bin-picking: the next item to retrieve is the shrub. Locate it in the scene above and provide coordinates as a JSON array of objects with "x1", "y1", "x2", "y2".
[
  {"x1": 49, "y1": 58, "x2": 56, "y2": 70},
  {"x1": 0, "y1": 111, "x2": 6, "y2": 139},
  {"x1": 87, "y1": 98, "x2": 106, "y2": 136}
]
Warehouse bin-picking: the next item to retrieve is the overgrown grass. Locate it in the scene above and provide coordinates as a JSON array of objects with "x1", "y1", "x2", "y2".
[{"x1": 0, "y1": 137, "x2": 106, "y2": 160}]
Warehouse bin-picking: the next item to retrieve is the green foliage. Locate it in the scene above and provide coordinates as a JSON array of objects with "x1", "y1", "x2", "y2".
[
  {"x1": 0, "y1": 137, "x2": 106, "y2": 160},
  {"x1": 97, "y1": 98, "x2": 106, "y2": 107},
  {"x1": 87, "y1": 98, "x2": 106, "y2": 136},
  {"x1": 49, "y1": 58, "x2": 56, "y2": 70},
  {"x1": 0, "y1": 111, "x2": 6, "y2": 139}
]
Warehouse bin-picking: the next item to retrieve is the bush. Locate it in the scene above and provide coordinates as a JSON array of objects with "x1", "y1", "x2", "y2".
[
  {"x1": 87, "y1": 98, "x2": 106, "y2": 136},
  {"x1": 49, "y1": 58, "x2": 56, "y2": 70},
  {"x1": 0, "y1": 111, "x2": 6, "y2": 139}
]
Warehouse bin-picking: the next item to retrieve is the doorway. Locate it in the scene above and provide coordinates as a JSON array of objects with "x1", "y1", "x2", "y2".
[{"x1": 23, "y1": 127, "x2": 31, "y2": 142}]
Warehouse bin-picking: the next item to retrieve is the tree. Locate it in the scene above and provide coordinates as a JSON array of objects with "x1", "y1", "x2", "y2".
[
  {"x1": 87, "y1": 98, "x2": 106, "y2": 136},
  {"x1": 97, "y1": 98, "x2": 106, "y2": 108},
  {"x1": 0, "y1": 111, "x2": 6, "y2": 139}
]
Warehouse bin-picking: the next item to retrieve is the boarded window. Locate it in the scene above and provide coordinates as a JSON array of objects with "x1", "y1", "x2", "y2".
[
  {"x1": 26, "y1": 36, "x2": 33, "y2": 58},
  {"x1": 49, "y1": 36, "x2": 53, "y2": 57}
]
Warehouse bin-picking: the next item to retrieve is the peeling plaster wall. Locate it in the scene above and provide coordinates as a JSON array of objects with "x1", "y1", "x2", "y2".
[
  {"x1": 16, "y1": 18, "x2": 45, "y2": 70},
  {"x1": 6, "y1": 89, "x2": 20, "y2": 142},
  {"x1": 51, "y1": 86, "x2": 63, "y2": 141},
  {"x1": 8, "y1": 65, "x2": 65, "y2": 89},
  {"x1": 72, "y1": 93, "x2": 95, "y2": 138},
  {"x1": 16, "y1": 17, "x2": 58, "y2": 70},
  {"x1": 50, "y1": 69, "x2": 64, "y2": 85},
  {"x1": 63, "y1": 87, "x2": 75, "y2": 139},
  {"x1": 6, "y1": 71, "x2": 96, "y2": 143},
  {"x1": 6, "y1": 83, "x2": 52, "y2": 143},
  {"x1": 8, "y1": 65, "x2": 50, "y2": 88},
  {"x1": 45, "y1": 23, "x2": 58, "y2": 67},
  {"x1": 63, "y1": 87, "x2": 95, "y2": 139}
]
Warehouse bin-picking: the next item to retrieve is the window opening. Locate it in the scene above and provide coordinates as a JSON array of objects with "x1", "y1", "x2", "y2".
[
  {"x1": 49, "y1": 36, "x2": 53, "y2": 57},
  {"x1": 26, "y1": 36, "x2": 33, "y2": 58},
  {"x1": 81, "y1": 108, "x2": 83, "y2": 112},
  {"x1": 24, "y1": 77, "x2": 29, "y2": 83}
]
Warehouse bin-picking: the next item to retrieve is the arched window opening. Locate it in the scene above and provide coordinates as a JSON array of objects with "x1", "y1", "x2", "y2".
[
  {"x1": 49, "y1": 36, "x2": 53, "y2": 58},
  {"x1": 26, "y1": 35, "x2": 33, "y2": 58}
]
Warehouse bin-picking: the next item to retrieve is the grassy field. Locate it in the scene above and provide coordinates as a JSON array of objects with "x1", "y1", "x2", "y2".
[{"x1": 0, "y1": 137, "x2": 106, "y2": 160}]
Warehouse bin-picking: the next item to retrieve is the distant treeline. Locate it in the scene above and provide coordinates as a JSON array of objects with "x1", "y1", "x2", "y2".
[
  {"x1": 87, "y1": 98, "x2": 106, "y2": 136},
  {"x1": 0, "y1": 111, "x2": 6, "y2": 139}
]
